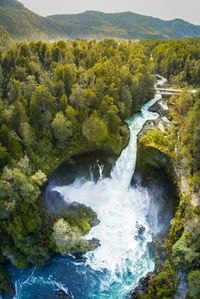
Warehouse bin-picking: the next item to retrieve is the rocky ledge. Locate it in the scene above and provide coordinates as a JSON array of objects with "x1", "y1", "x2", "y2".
[{"x1": 130, "y1": 273, "x2": 155, "y2": 299}]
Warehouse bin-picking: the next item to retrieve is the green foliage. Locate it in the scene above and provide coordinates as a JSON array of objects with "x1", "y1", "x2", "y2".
[
  {"x1": 181, "y1": 93, "x2": 200, "y2": 185},
  {"x1": 82, "y1": 112, "x2": 109, "y2": 146},
  {"x1": 30, "y1": 85, "x2": 56, "y2": 134},
  {"x1": 141, "y1": 262, "x2": 177, "y2": 299},
  {"x1": 0, "y1": 0, "x2": 59, "y2": 40},
  {"x1": 0, "y1": 38, "x2": 199, "y2": 297},
  {"x1": 54, "y1": 64, "x2": 75, "y2": 97},
  {"x1": 136, "y1": 74, "x2": 200, "y2": 298},
  {"x1": 48, "y1": 11, "x2": 200, "y2": 40},
  {"x1": 169, "y1": 91, "x2": 200, "y2": 191},
  {"x1": 139, "y1": 128, "x2": 171, "y2": 154},
  {"x1": 152, "y1": 39, "x2": 200, "y2": 86},
  {"x1": 1, "y1": 1, "x2": 200, "y2": 41},
  {"x1": 0, "y1": 265, "x2": 13, "y2": 297},
  {"x1": 52, "y1": 216, "x2": 98, "y2": 255},
  {"x1": 52, "y1": 218, "x2": 81, "y2": 255},
  {"x1": 172, "y1": 221, "x2": 200, "y2": 270},
  {"x1": 188, "y1": 270, "x2": 200, "y2": 298},
  {"x1": 51, "y1": 112, "x2": 73, "y2": 148},
  {"x1": 0, "y1": 39, "x2": 156, "y2": 294},
  {"x1": 0, "y1": 165, "x2": 46, "y2": 215},
  {"x1": 65, "y1": 204, "x2": 97, "y2": 234},
  {"x1": 0, "y1": 25, "x2": 11, "y2": 48}
]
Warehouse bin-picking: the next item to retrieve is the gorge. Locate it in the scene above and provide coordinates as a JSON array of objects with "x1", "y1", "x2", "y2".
[
  {"x1": 2, "y1": 76, "x2": 177, "y2": 299},
  {"x1": 0, "y1": 38, "x2": 200, "y2": 299}
]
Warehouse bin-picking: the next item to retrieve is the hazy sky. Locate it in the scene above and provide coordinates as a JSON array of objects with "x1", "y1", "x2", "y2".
[{"x1": 20, "y1": 0, "x2": 200, "y2": 25}]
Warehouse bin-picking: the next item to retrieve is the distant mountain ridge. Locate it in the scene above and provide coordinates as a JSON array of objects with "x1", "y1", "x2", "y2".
[
  {"x1": 48, "y1": 11, "x2": 200, "y2": 40},
  {"x1": 0, "y1": 0, "x2": 61, "y2": 40},
  {"x1": 0, "y1": 0, "x2": 200, "y2": 40}
]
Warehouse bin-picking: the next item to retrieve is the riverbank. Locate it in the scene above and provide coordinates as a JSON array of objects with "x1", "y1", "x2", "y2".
[
  {"x1": 0, "y1": 78, "x2": 184, "y2": 299},
  {"x1": 1, "y1": 76, "x2": 167, "y2": 299},
  {"x1": 0, "y1": 38, "x2": 200, "y2": 299},
  {"x1": 0, "y1": 39, "x2": 158, "y2": 298},
  {"x1": 131, "y1": 89, "x2": 200, "y2": 298}
]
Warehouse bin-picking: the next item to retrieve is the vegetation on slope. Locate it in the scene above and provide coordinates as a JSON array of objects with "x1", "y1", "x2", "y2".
[
  {"x1": 135, "y1": 89, "x2": 200, "y2": 298},
  {"x1": 0, "y1": 37, "x2": 200, "y2": 297},
  {"x1": 0, "y1": 39, "x2": 155, "y2": 296},
  {"x1": 0, "y1": 25, "x2": 11, "y2": 48},
  {"x1": 151, "y1": 39, "x2": 200, "y2": 86},
  {"x1": 1, "y1": 0, "x2": 200, "y2": 40},
  {"x1": 0, "y1": 0, "x2": 60, "y2": 40},
  {"x1": 48, "y1": 11, "x2": 200, "y2": 40}
]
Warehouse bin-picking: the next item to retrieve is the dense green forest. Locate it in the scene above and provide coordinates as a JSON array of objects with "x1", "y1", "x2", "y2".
[
  {"x1": 134, "y1": 40, "x2": 200, "y2": 299},
  {"x1": 0, "y1": 39, "x2": 155, "y2": 295},
  {"x1": 0, "y1": 38, "x2": 200, "y2": 297},
  {"x1": 152, "y1": 39, "x2": 200, "y2": 86},
  {"x1": 1, "y1": 0, "x2": 200, "y2": 40},
  {"x1": 136, "y1": 90, "x2": 200, "y2": 299}
]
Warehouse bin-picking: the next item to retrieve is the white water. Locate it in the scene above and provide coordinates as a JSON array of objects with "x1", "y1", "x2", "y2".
[
  {"x1": 12, "y1": 268, "x2": 74, "y2": 299},
  {"x1": 54, "y1": 77, "x2": 166, "y2": 297}
]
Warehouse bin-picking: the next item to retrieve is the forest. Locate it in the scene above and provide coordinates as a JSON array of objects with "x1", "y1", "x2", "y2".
[
  {"x1": 135, "y1": 88, "x2": 200, "y2": 299},
  {"x1": 0, "y1": 39, "x2": 155, "y2": 295},
  {"x1": 133, "y1": 39, "x2": 200, "y2": 299},
  {"x1": 0, "y1": 38, "x2": 199, "y2": 297}
]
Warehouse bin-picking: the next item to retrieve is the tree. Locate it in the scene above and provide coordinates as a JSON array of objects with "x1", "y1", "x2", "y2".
[
  {"x1": 0, "y1": 39, "x2": 161, "y2": 287},
  {"x1": 30, "y1": 85, "x2": 56, "y2": 134},
  {"x1": 69, "y1": 84, "x2": 95, "y2": 114},
  {"x1": 188, "y1": 271, "x2": 200, "y2": 298},
  {"x1": 82, "y1": 112, "x2": 109, "y2": 146},
  {"x1": 8, "y1": 79, "x2": 24, "y2": 103},
  {"x1": 65, "y1": 105, "x2": 77, "y2": 122},
  {"x1": 0, "y1": 65, "x2": 3, "y2": 88},
  {"x1": 105, "y1": 104, "x2": 121, "y2": 134},
  {"x1": 119, "y1": 85, "x2": 132, "y2": 118},
  {"x1": 51, "y1": 112, "x2": 73, "y2": 147},
  {"x1": 52, "y1": 218, "x2": 81, "y2": 255},
  {"x1": 0, "y1": 144, "x2": 10, "y2": 169},
  {"x1": 21, "y1": 122, "x2": 35, "y2": 148},
  {"x1": 54, "y1": 64, "x2": 75, "y2": 97}
]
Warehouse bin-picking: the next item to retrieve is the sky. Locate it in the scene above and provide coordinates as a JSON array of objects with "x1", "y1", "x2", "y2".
[{"x1": 19, "y1": 0, "x2": 200, "y2": 25}]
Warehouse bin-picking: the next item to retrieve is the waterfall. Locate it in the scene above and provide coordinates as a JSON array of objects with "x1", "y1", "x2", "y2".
[
  {"x1": 10, "y1": 76, "x2": 167, "y2": 299},
  {"x1": 111, "y1": 94, "x2": 162, "y2": 185},
  {"x1": 54, "y1": 78, "x2": 166, "y2": 298}
]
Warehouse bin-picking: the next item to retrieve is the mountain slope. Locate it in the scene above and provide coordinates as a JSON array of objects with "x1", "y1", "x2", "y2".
[
  {"x1": 0, "y1": 1, "x2": 200, "y2": 40},
  {"x1": 0, "y1": 0, "x2": 61, "y2": 40},
  {"x1": 0, "y1": 25, "x2": 12, "y2": 47},
  {"x1": 48, "y1": 11, "x2": 200, "y2": 40}
]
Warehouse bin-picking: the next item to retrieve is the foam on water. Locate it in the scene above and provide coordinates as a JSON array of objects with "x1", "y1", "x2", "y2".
[
  {"x1": 54, "y1": 90, "x2": 164, "y2": 296},
  {"x1": 7, "y1": 76, "x2": 167, "y2": 299},
  {"x1": 12, "y1": 267, "x2": 74, "y2": 299}
]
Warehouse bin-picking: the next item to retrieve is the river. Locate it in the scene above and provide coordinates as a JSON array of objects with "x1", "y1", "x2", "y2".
[{"x1": 3, "y1": 76, "x2": 173, "y2": 299}]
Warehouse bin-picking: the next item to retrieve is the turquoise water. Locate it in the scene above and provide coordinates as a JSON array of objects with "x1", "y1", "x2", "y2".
[{"x1": 3, "y1": 78, "x2": 169, "y2": 299}]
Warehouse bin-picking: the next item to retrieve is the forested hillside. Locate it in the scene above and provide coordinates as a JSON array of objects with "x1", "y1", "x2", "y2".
[
  {"x1": 135, "y1": 90, "x2": 200, "y2": 299},
  {"x1": 151, "y1": 39, "x2": 200, "y2": 86},
  {"x1": 48, "y1": 11, "x2": 200, "y2": 40},
  {"x1": 0, "y1": 0, "x2": 60, "y2": 40},
  {"x1": 133, "y1": 39, "x2": 200, "y2": 299},
  {"x1": 0, "y1": 25, "x2": 11, "y2": 48},
  {"x1": 1, "y1": 0, "x2": 200, "y2": 40}
]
